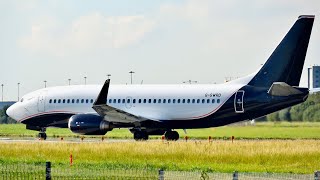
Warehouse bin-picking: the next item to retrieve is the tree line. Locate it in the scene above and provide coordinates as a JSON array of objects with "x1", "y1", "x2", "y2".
[
  {"x1": 0, "y1": 105, "x2": 17, "y2": 124},
  {"x1": 259, "y1": 93, "x2": 320, "y2": 122}
]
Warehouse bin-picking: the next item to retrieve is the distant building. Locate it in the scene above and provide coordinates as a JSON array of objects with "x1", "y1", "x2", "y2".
[
  {"x1": 310, "y1": 88, "x2": 320, "y2": 94},
  {"x1": 308, "y1": 66, "x2": 320, "y2": 89},
  {"x1": 0, "y1": 101, "x2": 16, "y2": 109}
]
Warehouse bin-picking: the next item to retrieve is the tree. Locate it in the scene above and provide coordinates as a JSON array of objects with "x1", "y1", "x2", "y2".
[{"x1": 0, "y1": 105, "x2": 17, "y2": 124}]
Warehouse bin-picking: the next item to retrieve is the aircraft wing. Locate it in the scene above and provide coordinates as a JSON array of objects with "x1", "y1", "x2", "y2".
[
  {"x1": 92, "y1": 79, "x2": 148, "y2": 123},
  {"x1": 267, "y1": 82, "x2": 303, "y2": 96}
]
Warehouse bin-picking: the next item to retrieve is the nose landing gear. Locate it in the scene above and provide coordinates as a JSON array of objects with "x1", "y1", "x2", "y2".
[{"x1": 38, "y1": 128, "x2": 47, "y2": 140}]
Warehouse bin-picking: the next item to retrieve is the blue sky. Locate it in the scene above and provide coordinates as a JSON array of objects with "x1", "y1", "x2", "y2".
[{"x1": 0, "y1": 0, "x2": 320, "y2": 101}]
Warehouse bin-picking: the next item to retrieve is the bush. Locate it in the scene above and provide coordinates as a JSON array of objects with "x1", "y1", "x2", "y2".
[{"x1": 302, "y1": 104, "x2": 320, "y2": 122}]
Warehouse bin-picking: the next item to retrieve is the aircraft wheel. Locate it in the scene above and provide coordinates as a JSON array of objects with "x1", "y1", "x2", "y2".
[
  {"x1": 38, "y1": 132, "x2": 47, "y2": 140},
  {"x1": 133, "y1": 131, "x2": 149, "y2": 141},
  {"x1": 165, "y1": 131, "x2": 179, "y2": 141}
]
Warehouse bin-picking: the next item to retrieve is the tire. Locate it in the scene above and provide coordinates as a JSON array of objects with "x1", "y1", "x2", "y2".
[
  {"x1": 165, "y1": 131, "x2": 179, "y2": 141},
  {"x1": 38, "y1": 132, "x2": 47, "y2": 140},
  {"x1": 134, "y1": 131, "x2": 148, "y2": 141}
]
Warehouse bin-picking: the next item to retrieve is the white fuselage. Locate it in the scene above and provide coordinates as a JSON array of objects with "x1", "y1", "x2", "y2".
[{"x1": 10, "y1": 83, "x2": 245, "y2": 123}]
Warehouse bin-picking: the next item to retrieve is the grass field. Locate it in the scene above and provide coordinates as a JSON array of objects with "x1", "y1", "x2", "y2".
[
  {"x1": 0, "y1": 140, "x2": 319, "y2": 174},
  {"x1": 1, "y1": 122, "x2": 320, "y2": 139}
]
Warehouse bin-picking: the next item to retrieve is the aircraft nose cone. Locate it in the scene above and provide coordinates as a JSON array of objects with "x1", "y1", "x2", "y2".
[{"x1": 6, "y1": 105, "x2": 16, "y2": 120}]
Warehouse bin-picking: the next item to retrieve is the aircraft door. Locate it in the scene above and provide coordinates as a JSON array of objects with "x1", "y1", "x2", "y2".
[
  {"x1": 38, "y1": 91, "x2": 46, "y2": 112},
  {"x1": 125, "y1": 96, "x2": 133, "y2": 109},
  {"x1": 234, "y1": 90, "x2": 244, "y2": 113}
]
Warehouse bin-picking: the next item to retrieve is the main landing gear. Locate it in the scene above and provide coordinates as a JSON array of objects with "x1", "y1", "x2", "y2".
[
  {"x1": 133, "y1": 130, "x2": 149, "y2": 141},
  {"x1": 164, "y1": 131, "x2": 179, "y2": 141},
  {"x1": 130, "y1": 128, "x2": 180, "y2": 141},
  {"x1": 38, "y1": 128, "x2": 47, "y2": 140}
]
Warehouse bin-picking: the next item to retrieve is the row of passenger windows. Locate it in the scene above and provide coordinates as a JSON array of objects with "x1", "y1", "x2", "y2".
[
  {"x1": 108, "y1": 98, "x2": 220, "y2": 104},
  {"x1": 49, "y1": 99, "x2": 94, "y2": 104},
  {"x1": 48, "y1": 98, "x2": 221, "y2": 104}
]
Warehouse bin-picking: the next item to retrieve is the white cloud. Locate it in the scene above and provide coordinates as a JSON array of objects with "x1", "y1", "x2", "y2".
[
  {"x1": 160, "y1": 0, "x2": 210, "y2": 21},
  {"x1": 19, "y1": 12, "x2": 156, "y2": 56}
]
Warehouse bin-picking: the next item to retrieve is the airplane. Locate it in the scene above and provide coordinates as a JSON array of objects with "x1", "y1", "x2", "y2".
[{"x1": 6, "y1": 15, "x2": 314, "y2": 140}]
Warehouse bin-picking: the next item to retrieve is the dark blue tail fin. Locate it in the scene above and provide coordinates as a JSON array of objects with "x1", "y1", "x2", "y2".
[{"x1": 248, "y1": 15, "x2": 314, "y2": 87}]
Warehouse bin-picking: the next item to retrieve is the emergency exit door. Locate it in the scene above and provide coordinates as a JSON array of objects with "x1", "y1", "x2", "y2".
[{"x1": 234, "y1": 90, "x2": 244, "y2": 113}]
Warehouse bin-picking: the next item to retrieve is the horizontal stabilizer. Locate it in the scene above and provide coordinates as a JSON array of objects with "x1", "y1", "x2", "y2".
[{"x1": 267, "y1": 82, "x2": 303, "y2": 96}]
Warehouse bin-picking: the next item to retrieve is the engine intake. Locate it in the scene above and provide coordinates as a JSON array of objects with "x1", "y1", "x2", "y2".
[{"x1": 68, "y1": 114, "x2": 113, "y2": 135}]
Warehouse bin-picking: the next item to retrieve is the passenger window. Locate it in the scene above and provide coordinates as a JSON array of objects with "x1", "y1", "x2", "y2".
[
  {"x1": 139, "y1": 99, "x2": 142, "y2": 103},
  {"x1": 143, "y1": 99, "x2": 146, "y2": 103},
  {"x1": 197, "y1": 99, "x2": 200, "y2": 103},
  {"x1": 217, "y1": 99, "x2": 221, "y2": 103},
  {"x1": 86, "y1": 99, "x2": 89, "y2": 103},
  {"x1": 192, "y1": 99, "x2": 195, "y2": 103},
  {"x1": 76, "y1": 99, "x2": 79, "y2": 103},
  {"x1": 187, "y1": 99, "x2": 190, "y2": 103},
  {"x1": 207, "y1": 99, "x2": 210, "y2": 103},
  {"x1": 81, "y1": 99, "x2": 84, "y2": 103},
  {"x1": 173, "y1": 99, "x2": 176, "y2": 103},
  {"x1": 212, "y1": 99, "x2": 215, "y2": 103},
  {"x1": 118, "y1": 99, "x2": 121, "y2": 103},
  {"x1": 168, "y1": 99, "x2": 171, "y2": 103},
  {"x1": 153, "y1": 99, "x2": 156, "y2": 103},
  {"x1": 177, "y1": 99, "x2": 180, "y2": 103},
  {"x1": 109, "y1": 99, "x2": 112, "y2": 103},
  {"x1": 58, "y1": 99, "x2": 61, "y2": 103},
  {"x1": 67, "y1": 99, "x2": 70, "y2": 103},
  {"x1": 148, "y1": 99, "x2": 151, "y2": 103},
  {"x1": 133, "y1": 99, "x2": 136, "y2": 104},
  {"x1": 113, "y1": 99, "x2": 116, "y2": 103},
  {"x1": 127, "y1": 99, "x2": 131, "y2": 103},
  {"x1": 72, "y1": 99, "x2": 75, "y2": 103},
  {"x1": 49, "y1": 99, "x2": 52, "y2": 103},
  {"x1": 202, "y1": 99, "x2": 205, "y2": 103},
  {"x1": 122, "y1": 99, "x2": 125, "y2": 103},
  {"x1": 90, "y1": 99, "x2": 94, "y2": 103},
  {"x1": 53, "y1": 99, "x2": 56, "y2": 103},
  {"x1": 158, "y1": 99, "x2": 161, "y2": 103},
  {"x1": 182, "y1": 99, "x2": 185, "y2": 103},
  {"x1": 163, "y1": 99, "x2": 166, "y2": 103}
]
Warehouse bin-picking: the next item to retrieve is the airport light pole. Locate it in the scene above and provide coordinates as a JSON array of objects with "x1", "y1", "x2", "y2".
[
  {"x1": 68, "y1": 79, "x2": 71, "y2": 86},
  {"x1": 84, "y1": 76, "x2": 87, "y2": 85},
  {"x1": 1, "y1": 84, "x2": 3, "y2": 102},
  {"x1": 129, "y1": 71, "x2": 135, "y2": 84},
  {"x1": 17, "y1": 83, "x2": 20, "y2": 101},
  {"x1": 44, "y1": 80, "x2": 47, "y2": 88}
]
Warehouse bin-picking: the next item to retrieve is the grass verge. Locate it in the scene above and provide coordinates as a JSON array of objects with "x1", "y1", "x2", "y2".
[
  {"x1": 1, "y1": 122, "x2": 320, "y2": 139},
  {"x1": 0, "y1": 140, "x2": 319, "y2": 174}
]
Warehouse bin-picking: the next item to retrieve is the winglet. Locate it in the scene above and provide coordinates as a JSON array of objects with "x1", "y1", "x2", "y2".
[{"x1": 93, "y1": 79, "x2": 110, "y2": 106}]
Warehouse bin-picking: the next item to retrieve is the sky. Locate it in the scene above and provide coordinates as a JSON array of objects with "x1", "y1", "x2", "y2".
[{"x1": 0, "y1": 0, "x2": 320, "y2": 101}]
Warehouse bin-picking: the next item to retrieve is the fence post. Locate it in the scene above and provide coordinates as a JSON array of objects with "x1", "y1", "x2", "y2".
[
  {"x1": 159, "y1": 169, "x2": 164, "y2": 180},
  {"x1": 233, "y1": 171, "x2": 238, "y2": 180},
  {"x1": 46, "y1": 161, "x2": 51, "y2": 180},
  {"x1": 315, "y1": 171, "x2": 320, "y2": 180}
]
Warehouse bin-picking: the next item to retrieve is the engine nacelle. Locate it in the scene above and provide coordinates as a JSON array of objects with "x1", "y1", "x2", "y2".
[{"x1": 68, "y1": 114, "x2": 113, "y2": 135}]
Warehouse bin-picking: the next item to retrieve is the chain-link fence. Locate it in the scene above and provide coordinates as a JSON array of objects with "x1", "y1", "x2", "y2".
[{"x1": 0, "y1": 162, "x2": 319, "y2": 180}]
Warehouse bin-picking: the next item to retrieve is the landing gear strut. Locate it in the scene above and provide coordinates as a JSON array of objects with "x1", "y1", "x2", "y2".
[
  {"x1": 38, "y1": 128, "x2": 47, "y2": 140},
  {"x1": 165, "y1": 131, "x2": 179, "y2": 141}
]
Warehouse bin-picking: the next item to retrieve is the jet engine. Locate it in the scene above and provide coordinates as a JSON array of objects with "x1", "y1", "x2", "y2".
[{"x1": 68, "y1": 114, "x2": 113, "y2": 135}]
